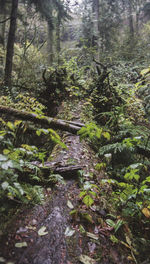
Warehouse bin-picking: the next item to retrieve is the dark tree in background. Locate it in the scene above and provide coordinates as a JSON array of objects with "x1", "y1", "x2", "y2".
[
  {"x1": 4, "y1": 0, "x2": 19, "y2": 87},
  {"x1": 0, "y1": 0, "x2": 6, "y2": 47}
]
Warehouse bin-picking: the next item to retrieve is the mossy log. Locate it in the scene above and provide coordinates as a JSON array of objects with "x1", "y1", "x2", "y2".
[
  {"x1": 32, "y1": 161, "x2": 83, "y2": 178},
  {"x1": 0, "y1": 105, "x2": 84, "y2": 134}
]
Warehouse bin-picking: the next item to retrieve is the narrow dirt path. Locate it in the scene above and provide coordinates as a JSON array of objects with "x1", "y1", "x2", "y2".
[{"x1": 0, "y1": 100, "x2": 131, "y2": 264}]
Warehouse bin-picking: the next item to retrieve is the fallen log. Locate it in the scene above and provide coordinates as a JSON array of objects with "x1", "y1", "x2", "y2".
[
  {"x1": 32, "y1": 161, "x2": 83, "y2": 178},
  {"x1": 0, "y1": 105, "x2": 84, "y2": 134}
]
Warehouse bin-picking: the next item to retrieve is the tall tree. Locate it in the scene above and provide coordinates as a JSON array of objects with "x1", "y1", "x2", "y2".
[
  {"x1": 4, "y1": 0, "x2": 19, "y2": 87},
  {"x1": 128, "y1": 0, "x2": 134, "y2": 39},
  {"x1": 28, "y1": 0, "x2": 71, "y2": 65},
  {"x1": 0, "y1": 0, "x2": 6, "y2": 47}
]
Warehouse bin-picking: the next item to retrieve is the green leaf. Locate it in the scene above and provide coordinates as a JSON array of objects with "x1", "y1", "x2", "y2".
[
  {"x1": 83, "y1": 195, "x2": 94, "y2": 207},
  {"x1": 7, "y1": 122, "x2": 14, "y2": 131},
  {"x1": 106, "y1": 219, "x2": 115, "y2": 227},
  {"x1": 79, "y1": 225, "x2": 86, "y2": 234},
  {"x1": 1, "y1": 160, "x2": 22, "y2": 171},
  {"x1": 69, "y1": 209, "x2": 77, "y2": 216},
  {"x1": 103, "y1": 131, "x2": 111, "y2": 140},
  {"x1": 140, "y1": 68, "x2": 150, "y2": 76},
  {"x1": 14, "y1": 182, "x2": 24, "y2": 195},
  {"x1": 79, "y1": 191, "x2": 87, "y2": 198},
  {"x1": 101, "y1": 179, "x2": 117, "y2": 185},
  {"x1": 143, "y1": 176, "x2": 150, "y2": 184},
  {"x1": 36, "y1": 130, "x2": 41, "y2": 136},
  {"x1": 83, "y1": 181, "x2": 92, "y2": 190},
  {"x1": 1, "y1": 181, "x2": 9, "y2": 190},
  {"x1": 0, "y1": 154, "x2": 8, "y2": 161},
  {"x1": 89, "y1": 191, "x2": 97, "y2": 197},
  {"x1": 1, "y1": 160, "x2": 14, "y2": 170},
  {"x1": 133, "y1": 174, "x2": 140, "y2": 181},
  {"x1": 81, "y1": 212, "x2": 93, "y2": 223},
  {"x1": 129, "y1": 163, "x2": 142, "y2": 169},
  {"x1": 3, "y1": 149, "x2": 10, "y2": 155},
  {"x1": 110, "y1": 235, "x2": 119, "y2": 243},
  {"x1": 95, "y1": 162, "x2": 106, "y2": 171},
  {"x1": 114, "y1": 219, "x2": 124, "y2": 233}
]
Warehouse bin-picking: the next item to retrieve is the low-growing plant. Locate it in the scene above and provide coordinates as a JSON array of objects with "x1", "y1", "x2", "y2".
[
  {"x1": 78, "y1": 122, "x2": 110, "y2": 147},
  {"x1": 79, "y1": 181, "x2": 100, "y2": 207},
  {"x1": 0, "y1": 118, "x2": 66, "y2": 211},
  {"x1": 102, "y1": 163, "x2": 150, "y2": 218}
]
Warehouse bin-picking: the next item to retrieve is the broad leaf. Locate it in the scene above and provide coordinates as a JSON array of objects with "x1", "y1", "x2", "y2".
[
  {"x1": 83, "y1": 195, "x2": 94, "y2": 207},
  {"x1": 0, "y1": 154, "x2": 8, "y2": 161},
  {"x1": 1, "y1": 181, "x2": 9, "y2": 190}
]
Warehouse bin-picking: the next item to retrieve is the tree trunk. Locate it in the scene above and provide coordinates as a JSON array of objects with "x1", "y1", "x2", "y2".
[
  {"x1": 56, "y1": 13, "x2": 61, "y2": 64},
  {"x1": 0, "y1": 105, "x2": 84, "y2": 134},
  {"x1": 128, "y1": 0, "x2": 134, "y2": 39},
  {"x1": 47, "y1": 20, "x2": 54, "y2": 65},
  {"x1": 0, "y1": 0, "x2": 6, "y2": 48},
  {"x1": 92, "y1": 0, "x2": 100, "y2": 57},
  {"x1": 4, "y1": 0, "x2": 18, "y2": 87}
]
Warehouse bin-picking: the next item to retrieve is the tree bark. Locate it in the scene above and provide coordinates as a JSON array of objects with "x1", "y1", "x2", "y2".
[
  {"x1": 128, "y1": 0, "x2": 134, "y2": 39},
  {"x1": 0, "y1": 0, "x2": 6, "y2": 48},
  {"x1": 47, "y1": 20, "x2": 54, "y2": 65},
  {"x1": 4, "y1": 0, "x2": 18, "y2": 87},
  {"x1": 0, "y1": 105, "x2": 84, "y2": 134},
  {"x1": 92, "y1": 0, "x2": 100, "y2": 57},
  {"x1": 56, "y1": 13, "x2": 61, "y2": 64}
]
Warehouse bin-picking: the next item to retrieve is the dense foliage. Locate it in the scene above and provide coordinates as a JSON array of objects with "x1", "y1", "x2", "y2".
[{"x1": 0, "y1": 0, "x2": 150, "y2": 262}]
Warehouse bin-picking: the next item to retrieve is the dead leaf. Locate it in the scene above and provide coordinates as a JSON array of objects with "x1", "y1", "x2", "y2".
[
  {"x1": 15, "y1": 242, "x2": 27, "y2": 248},
  {"x1": 38, "y1": 226, "x2": 48, "y2": 236},
  {"x1": 65, "y1": 226, "x2": 75, "y2": 237},
  {"x1": 0, "y1": 257, "x2": 5, "y2": 262},
  {"x1": 79, "y1": 254, "x2": 96, "y2": 264},
  {"x1": 125, "y1": 234, "x2": 132, "y2": 246},
  {"x1": 88, "y1": 242, "x2": 96, "y2": 253},
  {"x1": 86, "y1": 232, "x2": 99, "y2": 240},
  {"x1": 142, "y1": 208, "x2": 150, "y2": 218},
  {"x1": 26, "y1": 225, "x2": 36, "y2": 231},
  {"x1": 16, "y1": 227, "x2": 28, "y2": 234},
  {"x1": 67, "y1": 200, "x2": 74, "y2": 209}
]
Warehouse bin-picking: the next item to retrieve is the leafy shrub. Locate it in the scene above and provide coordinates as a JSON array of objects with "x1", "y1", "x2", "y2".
[
  {"x1": 136, "y1": 67, "x2": 150, "y2": 120},
  {"x1": 0, "y1": 117, "x2": 66, "y2": 212},
  {"x1": 13, "y1": 43, "x2": 47, "y2": 92},
  {"x1": 0, "y1": 94, "x2": 45, "y2": 114}
]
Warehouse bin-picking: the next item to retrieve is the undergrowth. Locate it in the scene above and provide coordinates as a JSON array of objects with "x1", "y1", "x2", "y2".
[{"x1": 78, "y1": 63, "x2": 150, "y2": 263}]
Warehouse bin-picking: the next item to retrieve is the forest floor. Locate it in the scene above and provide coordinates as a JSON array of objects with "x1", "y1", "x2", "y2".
[{"x1": 0, "y1": 100, "x2": 133, "y2": 264}]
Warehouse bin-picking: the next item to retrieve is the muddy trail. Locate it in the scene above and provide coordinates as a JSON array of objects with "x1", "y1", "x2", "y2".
[{"x1": 0, "y1": 101, "x2": 130, "y2": 264}]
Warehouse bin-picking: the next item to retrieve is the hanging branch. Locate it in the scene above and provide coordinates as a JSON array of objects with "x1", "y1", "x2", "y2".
[{"x1": 0, "y1": 17, "x2": 11, "y2": 24}]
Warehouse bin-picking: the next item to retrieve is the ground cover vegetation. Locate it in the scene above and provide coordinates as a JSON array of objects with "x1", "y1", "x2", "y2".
[{"x1": 0, "y1": 0, "x2": 150, "y2": 263}]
